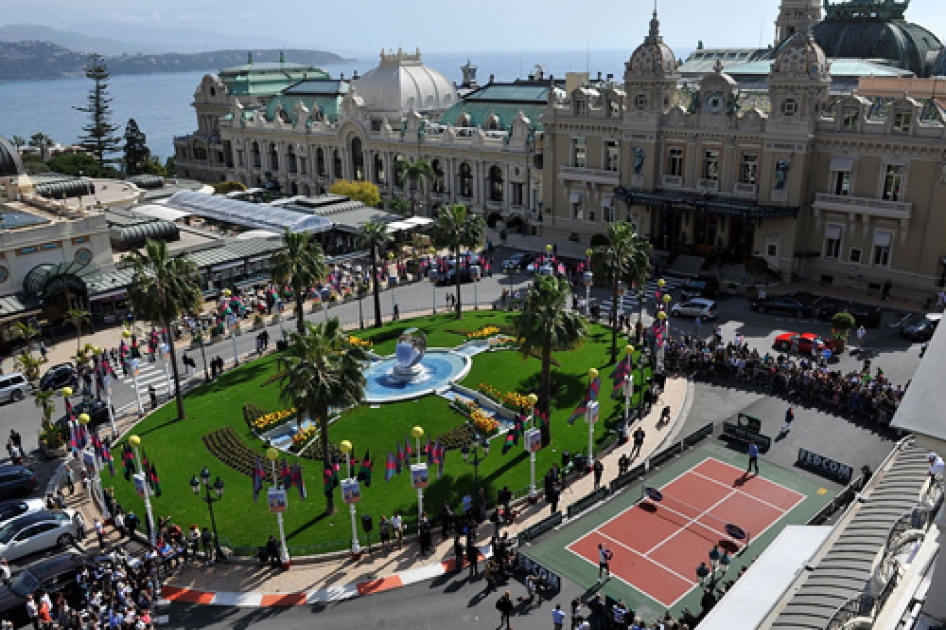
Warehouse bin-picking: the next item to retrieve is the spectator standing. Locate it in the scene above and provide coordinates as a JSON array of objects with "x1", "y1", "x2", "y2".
[
  {"x1": 593, "y1": 460, "x2": 604, "y2": 488},
  {"x1": 391, "y1": 512, "x2": 404, "y2": 550},
  {"x1": 597, "y1": 544, "x2": 612, "y2": 583},
  {"x1": 496, "y1": 591, "x2": 514, "y2": 630},
  {"x1": 746, "y1": 440, "x2": 760, "y2": 475},
  {"x1": 630, "y1": 427, "x2": 645, "y2": 460},
  {"x1": 552, "y1": 604, "x2": 567, "y2": 630}
]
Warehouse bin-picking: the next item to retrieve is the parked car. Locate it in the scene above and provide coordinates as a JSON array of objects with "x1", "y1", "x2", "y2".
[
  {"x1": 774, "y1": 332, "x2": 837, "y2": 356},
  {"x1": 671, "y1": 298, "x2": 719, "y2": 320},
  {"x1": 680, "y1": 276, "x2": 720, "y2": 301},
  {"x1": 0, "y1": 510, "x2": 79, "y2": 562},
  {"x1": 817, "y1": 302, "x2": 883, "y2": 328},
  {"x1": 54, "y1": 400, "x2": 109, "y2": 431},
  {"x1": 901, "y1": 313, "x2": 942, "y2": 341},
  {"x1": 0, "y1": 466, "x2": 39, "y2": 500},
  {"x1": 38, "y1": 363, "x2": 77, "y2": 392},
  {"x1": 750, "y1": 296, "x2": 814, "y2": 318},
  {"x1": 0, "y1": 499, "x2": 46, "y2": 526},
  {"x1": 0, "y1": 553, "x2": 92, "y2": 624},
  {"x1": 0, "y1": 372, "x2": 30, "y2": 403},
  {"x1": 501, "y1": 252, "x2": 535, "y2": 272}
]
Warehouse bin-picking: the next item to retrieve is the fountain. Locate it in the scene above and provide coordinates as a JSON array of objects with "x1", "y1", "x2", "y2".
[{"x1": 363, "y1": 328, "x2": 471, "y2": 403}]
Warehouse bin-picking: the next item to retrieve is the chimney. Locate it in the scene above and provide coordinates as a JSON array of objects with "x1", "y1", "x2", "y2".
[
  {"x1": 489, "y1": 74, "x2": 495, "y2": 84},
  {"x1": 340, "y1": 72, "x2": 345, "y2": 80},
  {"x1": 597, "y1": 71, "x2": 603, "y2": 82},
  {"x1": 353, "y1": 69, "x2": 359, "y2": 79},
  {"x1": 607, "y1": 73, "x2": 614, "y2": 81}
]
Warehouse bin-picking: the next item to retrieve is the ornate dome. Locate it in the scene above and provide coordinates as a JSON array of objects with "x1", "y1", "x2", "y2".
[
  {"x1": 354, "y1": 48, "x2": 457, "y2": 116},
  {"x1": 0, "y1": 135, "x2": 25, "y2": 178},
  {"x1": 933, "y1": 47, "x2": 946, "y2": 77},
  {"x1": 625, "y1": 11, "x2": 678, "y2": 78},
  {"x1": 770, "y1": 31, "x2": 830, "y2": 81}
]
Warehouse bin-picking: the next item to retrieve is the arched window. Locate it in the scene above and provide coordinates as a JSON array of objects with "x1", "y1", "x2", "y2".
[
  {"x1": 456, "y1": 113, "x2": 471, "y2": 127},
  {"x1": 350, "y1": 137, "x2": 364, "y2": 181},
  {"x1": 251, "y1": 142, "x2": 261, "y2": 168},
  {"x1": 287, "y1": 145, "x2": 297, "y2": 174},
  {"x1": 269, "y1": 144, "x2": 279, "y2": 170},
  {"x1": 375, "y1": 154, "x2": 386, "y2": 185},
  {"x1": 431, "y1": 159, "x2": 445, "y2": 193},
  {"x1": 316, "y1": 148, "x2": 326, "y2": 176},
  {"x1": 459, "y1": 163, "x2": 473, "y2": 198},
  {"x1": 333, "y1": 150, "x2": 343, "y2": 179},
  {"x1": 485, "y1": 115, "x2": 501, "y2": 131},
  {"x1": 488, "y1": 165, "x2": 503, "y2": 202}
]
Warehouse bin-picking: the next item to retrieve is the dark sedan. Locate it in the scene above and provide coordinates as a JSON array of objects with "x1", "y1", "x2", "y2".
[
  {"x1": 54, "y1": 400, "x2": 109, "y2": 430},
  {"x1": 750, "y1": 296, "x2": 814, "y2": 318},
  {"x1": 817, "y1": 303, "x2": 884, "y2": 328},
  {"x1": 38, "y1": 363, "x2": 77, "y2": 392},
  {"x1": 0, "y1": 553, "x2": 92, "y2": 625},
  {"x1": 0, "y1": 466, "x2": 38, "y2": 500},
  {"x1": 901, "y1": 313, "x2": 942, "y2": 341}
]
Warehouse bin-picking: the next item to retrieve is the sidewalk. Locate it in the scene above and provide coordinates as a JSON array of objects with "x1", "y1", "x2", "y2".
[{"x1": 157, "y1": 376, "x2": 691, "y2": 607}]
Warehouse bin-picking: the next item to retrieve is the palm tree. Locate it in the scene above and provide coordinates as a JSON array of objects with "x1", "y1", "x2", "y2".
[
  {"x1": 14, "y1": 322, "x2": 40, "y2": 358},
  {"x1": 516, "y1": 275, "x2": 586, "y2": 446},
  {"x1": 124, "y1": 239, "x2": 202, "y2": 420},
  {"x1": 14, "y1": 352, "x2": 43, "y2": 383},
  {"x1": 431, "y1": 204, "x2": 485, "y2": 319},
  {"x1": 11, "y1": 135, "x2": 26, "y2": 150},
  {"x1": 386, "y1": 196, "x2": 410, "y2": 216},
  {"x1": 403, "y1": 158, "x2": 435, "y2": 217},
  {"x1": 591, "y1": 222, "x2": 653, "y2": 362},
  {"x1": 277, "y1": 318, "x2": 368, "y2": 515},
  {"x1": 29, "y1": 133, "x2": 55, "y2": 160},
  {"x1": 271, "y1": 228, "x2": 327, "y2": 336},
  {"x1": 356, "y1": 221, "x2": 391, "y2": 328},
  {"x1": 65, "y1": 308, "x2": 91, "y2": 351}
]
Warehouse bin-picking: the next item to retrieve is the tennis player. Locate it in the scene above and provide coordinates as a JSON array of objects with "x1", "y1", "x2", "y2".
[
  {"x1": 746, "y1": 440, "x2": 760, "y2": 475},
  {"x1": 597, "y1": 543, "x2": 613, "y2": 583}
]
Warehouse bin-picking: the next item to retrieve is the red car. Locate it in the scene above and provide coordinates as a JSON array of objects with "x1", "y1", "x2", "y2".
[{"x1": 774, "y1": 332, "x2": 836, "y2": 356}]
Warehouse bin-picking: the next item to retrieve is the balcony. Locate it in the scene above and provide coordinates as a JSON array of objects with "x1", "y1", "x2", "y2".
[
  {"x1": 559, "y1": 166, "x2": 619, "y2": 186},
  {"x1": 697, "y1": 178, "x2": 720, "y2": 192},
  {"x1": 813, "y1": 193, "x2": 912, "y2": 221},
  {"x1": 662, "y1": 175, "x2": 684, "y2": 188},
  {"x1": 732, "y1": 182, "x2": 757, "y2": 198}
]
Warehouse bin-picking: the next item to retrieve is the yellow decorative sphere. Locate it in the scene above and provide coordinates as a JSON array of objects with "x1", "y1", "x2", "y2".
[
  {"x1": 339, "y1": 440, "x2": 352, "y2": 454},
  {"x1": 129, "y1": 435, "x2": 141, "y2": 448},
  {"x1": 527, "y1": 393, "x2": 538, "y2": 406},
  {"x1": 625, "y1": 344, "x2": 635, "y2": 356},
  {"x1": 545, "y1": 244, "x2": 553, "y2": 252},
  {"x1": 78, "y1": 413, "x2": 91, "y2": 425},
  {"x1": 266, "y1": 447, "x2": 279, "y2": 462},
  {"x1": 122, "y1": 330, "x2": 131, "y2": 338},
  {"x1": 61, "y1": 387, "x2": 72, "y2": 397},
  {"x1": 663, "y1": 294, "x2": 672, "y2": 304},
  {"x1": 658, "y1": 278, "x2": 666, "y2": 289},
  {"x1": 658, "y1": 311, "x2": 667, "y2": 321},
  {"x1": 92, "y1": 347, "x2": 101, "y2": 355},
  {"x1": 588, "y1": 368, "x2": 599, "y2": 379},
  {"x1": 586, "y1": 248, "x2": 593, "y2": 257},
  {"x1": 411, "y1": 426, "x2": 425, "y2": 439}
]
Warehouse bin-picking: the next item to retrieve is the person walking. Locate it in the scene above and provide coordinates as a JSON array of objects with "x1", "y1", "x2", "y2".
[
  {"x1": 496, "y1": 591, "x2": 515, "y2": 630},
  {"x1": 570, "y1": 599, "x2": 582, "y2": 630},
  {"x1": 552, "y1": 604, "x2": 567, "y2": 630},
  {"x1": 418, "y1": 513, "x2": 432, "y2": 555},
  {"x1": 694, "y1": 315, "x2": 702, "y2": 337},
  {"x1": 856, "y1": 325, "x2": 867, "y2": 350},
  {"x1": 746, "y1": 440, "x2": 760, "y2": 476},
  {"x1": 927, "y1": 452, "x2": 945, "y2": 490},
  {"x1": 630, "y1": 427, "x2": 645, "y2": 460},
  {"x1": 483, "y1": 559, "x2": 496, "y2": 594},
  {"x1": 781, "y1": 407, "x2": 795, "y2": 433},
  {"x1": 93, "y1": 518, "x2": 105, "y2": 548},
  {"x1": 466, "y1": 536, "x2": 479, "y2": 577},
  {"x1": 148, "y1": 384, "x2": 157, "y2": 410},
  {"x1": 597, "y1": 543, "x2": 612, "y2": 583},
  {"x1": 593, "y1": 460, "x2": 604, "y2": 489},
  {"x1": 391, "y1": 511, "x2": 404, "y2": 550},
  {"x1": 548, "y1": 484, "x2": 560, "y2": 515}
]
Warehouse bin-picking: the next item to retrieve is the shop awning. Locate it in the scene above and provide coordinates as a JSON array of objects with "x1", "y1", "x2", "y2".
[
  {"x1": 614, "y1": 186, "x2": 798, "y2": 219},
  {"x1": 403, "y1": 216, "x2": 434, "y2": 227}
]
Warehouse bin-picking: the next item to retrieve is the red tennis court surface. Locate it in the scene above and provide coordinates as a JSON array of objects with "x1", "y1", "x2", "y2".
[{"x1": 566, "y1": 457, "x2": 805, "y2": 607}]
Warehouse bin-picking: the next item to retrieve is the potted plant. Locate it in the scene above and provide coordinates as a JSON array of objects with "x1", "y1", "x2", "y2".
[
  {"x1": 39, "y1": 420, "x2": 67, "y2": 458},
  {"x1": 253, "y1": 314, "x2": 266, "y2": 331},
  {"x1": 831, "y1": 312, "x2": 856, "y2": 353},
  {"x1": 232, "y1": 321, "x2": 242, "y2": 337}
]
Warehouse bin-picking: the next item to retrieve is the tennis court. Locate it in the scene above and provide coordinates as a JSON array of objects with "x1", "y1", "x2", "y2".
[{"x1": 566, "y1": 458, "x2": 805, "y2": 607}]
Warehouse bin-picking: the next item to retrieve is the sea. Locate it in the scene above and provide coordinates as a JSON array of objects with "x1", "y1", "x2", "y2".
[{"x1": 0, "y1": 48, "x2": 692, "y2": 161}]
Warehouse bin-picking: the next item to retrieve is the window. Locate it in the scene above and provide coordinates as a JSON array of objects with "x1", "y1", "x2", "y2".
[
  {"x1": 703, "y1": 150, "x2": 720, "y2": 180},
  {"x1": 893, "y1": 112, "x2": 911, "y2": 133},
  {"x1": 459, "y1": 163, "x2": 473, "y2": 197},
  {"x1": 667, "y1": 147, "x2": 684, "y2": 177},
  {"x1": 511, "y1": 183, "x2": 523, "y2": 206},
  {"x1": 766, "y1": 244, "x2": 778, "y2": 257},
  {"x1": 236, "y1": 150, "x2": 244, "y2": 167},
  {"x1": 872, "y1": 231, "x2": 892, "y2": 267},
  {"x1": 576, "y1": 100, "x2": 586, "y2": 115},
  {"x1": 605, "y1": 206, "x2": 615, "y2": 223},
  {"x1": 572, "y1": 138, "x2": 586, "y2": 168},
  {"x1": 570, "y1": 191, "x2": 583, "y2": 219},
  {"x1": 849, "y1": 248, "x2": 862, "y2": 264},
  {"x1": 610, "y1": 100, "x2": 621, "y2": 117},
  {"x1": 842, "y1": 109, "x2": 859, "y2": 130},
  {"x1": 605, "y1": 141, "x2": 619, "y2": 172},
  {"x1": 488, "y1": 165, "x2": 504, "y2": 203},
  {"x1": 832, "y1": 170, "x2": 852, "y2": 196},
  {"x1": 882, "y1": 164, "x2": 904, "y2": 201},
  {"x1": 740, "y1": 154, "x2": 758, "y2": 184},
  {"x1": 781, "y1": 99, "x2": 797, "y2": 116},
  {"x1": 635, "y1": 94, "x2": 647, "y2": 110},
  {"x1": 824, "y1": 224, "x2": 842, "y2": 260}
]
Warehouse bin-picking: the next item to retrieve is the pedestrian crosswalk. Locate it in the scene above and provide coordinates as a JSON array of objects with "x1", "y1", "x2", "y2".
[
  {"x1": 595, "y1": 278, "x2": 685, "y2": 319},
  {"x1": 118, "y1": 360, "x2": 171, "y2": 395}
]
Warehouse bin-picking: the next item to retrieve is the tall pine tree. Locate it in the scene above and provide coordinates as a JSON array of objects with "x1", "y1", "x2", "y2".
[
  {"x1": 123, "y1": 119, "x2": 151, "y2": 175},
  {"x1": 74, "y1": 54, "x2": 121, "y2": 167}
]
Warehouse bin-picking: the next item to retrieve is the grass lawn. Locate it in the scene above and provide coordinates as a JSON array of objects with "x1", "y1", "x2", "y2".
[{"x1": 106, "y1": 310, "x2": 653, "y2": 555}]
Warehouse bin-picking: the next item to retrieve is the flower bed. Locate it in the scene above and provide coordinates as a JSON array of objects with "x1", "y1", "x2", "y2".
[
  {"x1": 476, "y1": 383, "x2": 531, "y2": 413},
  {"x1": 253, "y1": 408, "x2": 296, "y2": 431},
  {"x1": 347, "y1": 336, "x2": 373, "y2": 348},
  {"x1": 450, "y1": 398, "x2": 499, "y2": 435},
  {"x1": 291, "y1": 425, "x2": 318, "y2": 451}
]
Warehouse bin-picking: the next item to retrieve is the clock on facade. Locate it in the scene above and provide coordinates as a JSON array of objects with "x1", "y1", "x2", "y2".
[{"x1": 704, "y1": 91, "x2": 725, "y2": 115}]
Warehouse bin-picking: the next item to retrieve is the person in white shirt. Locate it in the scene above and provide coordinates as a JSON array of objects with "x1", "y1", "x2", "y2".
[
  {"x1": 391, "y1": 512, "x2": 403, "y2": 550},
  {"x1": 928, "y1": 452, "x2": 945, "y2": 488},
  {"x1": 0, "y1": 558, "x2": 10, "y2": 585}
]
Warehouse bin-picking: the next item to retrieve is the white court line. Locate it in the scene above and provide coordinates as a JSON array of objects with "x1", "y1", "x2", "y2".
[
  {"x1": 695, "y1": 457, "x2": 807, "y2": 509},
  {"x1": 638, "y1": 500, "x2": 745, "y2": 549},
  {"x1": 596, "y1": 531, "x2": 697, "y2": 585},
  {"x1": 687, "y1": 470, "x2": 797, "y2": 514},
  {"x1": 643, "y1": 488, "x2": 740, "y2": 556}
]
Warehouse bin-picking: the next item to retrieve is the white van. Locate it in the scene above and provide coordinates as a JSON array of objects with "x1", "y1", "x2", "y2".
[{"x1": 0, "y1": 372, "x2": 30, "y2": 403}]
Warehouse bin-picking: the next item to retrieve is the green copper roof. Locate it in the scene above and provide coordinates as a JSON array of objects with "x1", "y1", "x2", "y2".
[
  {"x1": 265, "y1": 94, "x2": 344, "y2": 124},
  {"x1": 219, "y1": 59, "x2": 330, "y2": 97},
  {"x1": 724, "y1": 59, "x2": 912, "y2": 77},
  {"x1": 439, "y1": 101, "x2": 545, "y2": 131},
  {"x1": 463, "y1": 84, "x2": 552, "y2": 102}
]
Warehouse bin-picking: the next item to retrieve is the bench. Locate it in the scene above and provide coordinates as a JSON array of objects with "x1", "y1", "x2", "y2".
[{"x1": 721, "y1": 421, "x2": 771, "y2": 452}]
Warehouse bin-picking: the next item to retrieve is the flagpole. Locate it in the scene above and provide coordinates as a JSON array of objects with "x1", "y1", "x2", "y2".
[
  {"x1": 412, "y1": 426, "x2": 425, "y2": 523},
  {"x1": 128, "y1": 435, "x2": 156, "y2": 547},
  {"x1": 339, "y1": 441, "x2": 361, "y2": 556},
  {"x1": 527, "y1": 394, "x2": 538, "y2": 502},
  {"x1": 79, "y1": 413, "x2": 110, "y2": 520},
  {"x1": 623, "y1": 345, "x2": 634, "y2": 432},
  {"x1": 586, "y1": 368, "x2": 599, "y2": 473},
  {"x1": 266, "y1": 448, "x2": 291, "y2": 570}
]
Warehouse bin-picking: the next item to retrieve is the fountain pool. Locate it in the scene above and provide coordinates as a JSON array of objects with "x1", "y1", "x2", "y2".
[{"x1": 363, "y1": 349, "x2": 471, "y2": 403}]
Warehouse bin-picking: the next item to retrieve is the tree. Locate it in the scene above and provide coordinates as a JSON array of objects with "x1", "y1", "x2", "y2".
[
  {"x1": 74, "y1": 54, "x2": 121, "y2": 167},
  {"x1": 28, "y1": 133, "x2": 55, "y2": 160},
  {"x1": 355, "y1": 221, "x2": 391, "y2": 328},
  {"x1": 135, "y1": 157, "x2": 168, "y2": 177},
  {"x1": 34, "y1": 389, "x2": 56, "y2": 423},
  {"x1": 14, "y1": 322, "x2": 40, "y2": 356},
  {"x1": 164, "y1": 156, "x2": 176, "y2": 176},
  {"x1": 386, "y1": 196, "x2": 410, "y2": 216},
  {"x1": 124, "y1": 239, "x2": 202, "y2": 420},
  {"x1": 516, "y1": 275, "x2": 586, "y2": 445},
  {"x1": 65, "y1": 308, "x2": 91, "y2": 351},
  {"x1": 14, "y1": 353, "x2": 43, "y2": 383},
  {"x1": 271, "y1": 229, "x2": 327, "y2": 336},
  {"x1": 11, "y1": 135, "x2": 26, "y2": 150},
  {"x1": 431, "y1": 204, "x2": 485, "y2": 319},
  {"x1": 402, "y1": 158, "x2": 434, "y2": 217},
  {"x1": 45, "y1": 153, "x2": 103, "y2": 177},
  {"x1": 591, "y1": 222, "x2": 653, "y2": 362},
  {"x1": 329, "y1": 179, "x2": 381, "y2": 207},
  {"x1": 122, "y1": 119, "x2": 151, "y2": 175},
  {"x1": 277, "y1": 319, "x2": 368, "y2": 515}
]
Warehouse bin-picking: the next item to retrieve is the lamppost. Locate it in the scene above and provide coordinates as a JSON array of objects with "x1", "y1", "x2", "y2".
[
  {"x1": 636, "y1": 353, "x2": 647, "y2": 420},
  {"x1": 265, "y1": 447, "x2": 291, "y2": 570},
  {"x1": 525, "y1": 393, "x2": 539, "y2": 502},
  {"x1": 622, "y1": 345, "x2": 635, "y2": 425},
  {"x1": 471, "y1": 265, "x2": 481, "y2": 309},
  {"x1": 429, "y1": 269, "x2": 438, "y2": 315},
  {"x1": 128, "y1": 434, "x2": 156, "y2": 546},
  {"x1": 355, "y1": 272, "x2": 365, "y2": 330},
  {"x1": 96, "y1": 347, "x2": 117, "y2": 437},
  {"x1": 617, "y1": 280, "x2": 628, "y2": 332},
  {"x1": 229, "y1": 315, "x2": 240, "y2": 367},
  {"x1": 411, "y1": 426, "x2": 425, "y2": 521},
  {"x1": 338, "y1": 440, "x2": 361, "y2": 556},
  {"x1": 191, "y1": 315, "x2": 211, "y2": 383},
  {"x1": 583, "y1": 271, "x2": 594, "y2": 316},
  {"x1": 697, "y1": 544, "x2": 732, "y2": 591},
  {"x1": 78, "y1": 413, "x2": 109, "y2": 519},
  {"x1": 189, "y1": 465, "x2": 226, "y2": 562},
  {"x1": 158, "y1": 342, "x2": 173, "y2": 399},
  {"x1": 460, "y1": 430, "x2": 490, "y2": 500},
  {"x1": 586, "y1": 368, "x2": 599, "y2": 472}
]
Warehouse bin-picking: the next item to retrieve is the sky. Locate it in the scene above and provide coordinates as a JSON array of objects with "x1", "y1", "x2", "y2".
[{"x1": 0, "y1": 0, "x2": 944, "y2": 54}]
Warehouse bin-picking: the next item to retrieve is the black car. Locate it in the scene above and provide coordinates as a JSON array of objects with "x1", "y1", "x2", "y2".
[
  {"x1": 818, "y1": 303, "x2": 884, "y2": 328},
  {"x1": 0, "y1": 466, "x2": 38, "y2": 500},
  {"x1": 750, "y1": 297, "x2": 814, "y2": 318},
  {"x1": 680, "y1": 276, "x2": 720, "y2": 301},
  {"x1": 501, "y1": 252, "x2": 536, "y2": 272},
  {"x1": 901, "y1": 313, "x2": 942, "y2": 341},
  {"x1": 54, "y1": 399, "x2": 109, "y2": 430},
  {"x1": 38, "y1": 363, "x2": 77, "y2": 392},
  {"x1": 0, "y1": 553, "x2": 92, "y2": 625}
]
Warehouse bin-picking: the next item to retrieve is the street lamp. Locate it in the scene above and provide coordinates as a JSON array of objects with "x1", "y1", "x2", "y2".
[
  {"x1": 128, "y1": 434, "x2": 156, "y2": 546},
  {"x1": 471, "y1": 265, "x2": 481, "y2": 310},
  {"x1": 622, "y1": 345, "x2": 635, "y2": 426},
  {"x1": 460, "y1": 430, "x2": 491, "y2": 502},
  {"x1": 586, "y1": 368, "x2": 599, "y2": 472},
  {"x1": 411, "y1": 426, "x2": 425, "y2": 520},
  {"x1": 122, "y1": 330, "x2": 145, "y2": 412},
  {"x1": 525, "y1": 393, "x2": 539, "y2": 502},
  {"x1": 583, "y1": 271, "x2": 594, "y2": 316},
  {"x1": 637, "y1": 353, "x2": 647, "y2": 420},
  {"x1": 266, "y1": 447, "x2": 291, "y2": 569},
  {"x1": 617, "y1": 280, "x2": 628, "y2": 331},
  {"x1": 355, "y1": 272, "x2": 365, "y2": 330},
  {"x1": 428, "y1": 269, "x2": 438, "y2": 315},
  {"x1": 338, "y1": 440, "x2": 361, "y2": 555},
  {"x1": 78, "y1": 413, "x2": 110, "y2": 519},
  {"x1": 189, "y1": 465, "x2": 226, "y2": 563}
]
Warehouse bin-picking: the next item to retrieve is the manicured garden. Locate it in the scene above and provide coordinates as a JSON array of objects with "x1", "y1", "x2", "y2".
[{"x1": 105, "y1": 310, "x2": 653, "y2": 555}]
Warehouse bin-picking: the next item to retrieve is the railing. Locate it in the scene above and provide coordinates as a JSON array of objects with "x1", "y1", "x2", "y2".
[
  {"x1": 697, "y1": 178, "x2": 720, "y2": 192},
  {"x1": 813, "y1": 193, "x2": 912, "y2": 219},
  {"x1": 824, "y1": 565, "x2": 901, "y2": 630},
  {"x1": 662, "y1": 174, "x2": 684, "y2": 187},
  {"x1": 560, "y1": 166, "x2": 620, "y2": 184},
  {"x1": 733, "y1": 182, "x2": 757, "y2": 196}
]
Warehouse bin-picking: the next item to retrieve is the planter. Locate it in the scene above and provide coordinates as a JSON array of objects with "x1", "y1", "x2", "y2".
[
  {"x1": 190, "y1": 339, "x2": 203, "y2": 350},
  {"x1": 233, "y1": 327, "x2": 243, "y2": 337},
  {"x1": 43, "y1": 444, "x2": 67, "y2": 459},
  {"x1": 210, "y1": 335, "x2": 223, "y2": 345},
  {"x1": 311, "y1": 303, "x2": 323, "y2": 313},
  {"x1": 253, "y1": 321, "x2": 266, "y2": 331}
]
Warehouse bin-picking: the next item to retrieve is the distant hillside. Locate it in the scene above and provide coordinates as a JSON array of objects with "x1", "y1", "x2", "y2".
[
  {"x1": 0, "y1": 24, "x2": 153, "y2": 55},
  {"x1": 0, "y1": 41, "x2": 355, "y2": 83}
]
